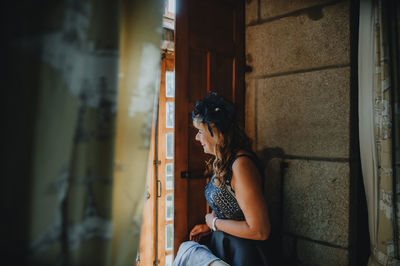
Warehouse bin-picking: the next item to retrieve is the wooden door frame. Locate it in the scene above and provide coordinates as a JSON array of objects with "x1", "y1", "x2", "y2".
[{"x1": 157, "y1": 52, "x2": 175, "y2": 266}]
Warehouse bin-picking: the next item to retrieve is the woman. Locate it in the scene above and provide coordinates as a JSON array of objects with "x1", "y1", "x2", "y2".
[{"x1": 187, "y1": 92, "x2": 276, "y2": 266}]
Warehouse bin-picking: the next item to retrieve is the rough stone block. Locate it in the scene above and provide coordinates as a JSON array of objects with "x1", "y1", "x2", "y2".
[
  {"x1": 297, "y1": 239, "x2": 349, "y2": 266},
  {"x1": 246, "y1": 1, "x2": 350, "y2": 76},
  {"x1": 246, "y1": 0, "x2": 258, "y2": 25},
  {"x1": 256, "y1": 67, "x2": 350, "y2": 158},
  {"x1": 245, "y1": 77, "x2": 256, "y2": 145},
  {"x1": 260, "y1": 0, "x2": 337, "y2": 20},
  {"x1": 283, "y1": 160, "x2": 350, "y2": 247}
]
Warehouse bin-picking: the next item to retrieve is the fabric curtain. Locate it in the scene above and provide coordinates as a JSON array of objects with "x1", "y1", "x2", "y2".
[
  {"x1": 111, "y1": 1, "x2": 162, "y2": 265},
  {"x1": 359, "y1": 0, "x2": 400, "y2": 265},
  {"x1": 3, "y1": 0, "x2": 162, "y2": 265}
]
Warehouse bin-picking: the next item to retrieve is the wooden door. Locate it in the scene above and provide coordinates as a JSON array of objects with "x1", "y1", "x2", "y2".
[{"x1": 174, "y1": 0, "x2": 245, "y2": 253}]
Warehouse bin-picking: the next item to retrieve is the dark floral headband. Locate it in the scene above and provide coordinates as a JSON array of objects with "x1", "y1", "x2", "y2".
[{"x1": 192, "y1": 92, "x2": 237, "y2": 136}]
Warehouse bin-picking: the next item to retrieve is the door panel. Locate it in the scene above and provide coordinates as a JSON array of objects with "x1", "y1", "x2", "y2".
[
  {"x1": 175, "y1": 0, "x2": 244, "y2": 253},
  {"x1": 189, "y1": 1, "x2": 234, "y2": 46},
  {"x1": 188, "y1": 48, "x2": 207, "y2": 103},
  {"x1": 211, "y1": 53, "x2": 235, "y2": 101}
]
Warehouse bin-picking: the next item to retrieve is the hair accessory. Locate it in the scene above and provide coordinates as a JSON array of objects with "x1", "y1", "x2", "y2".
[
  {"x1": 191, "y1": 92, "x2": 237, "y2": 135},
  {"x1": 207, "y1": 123, "x2": 214, "y2": 137}
]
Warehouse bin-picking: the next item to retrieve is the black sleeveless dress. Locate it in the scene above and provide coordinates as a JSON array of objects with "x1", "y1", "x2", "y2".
[{"x1": 203, "y1": 153, "x2": 279, "y2": 266}]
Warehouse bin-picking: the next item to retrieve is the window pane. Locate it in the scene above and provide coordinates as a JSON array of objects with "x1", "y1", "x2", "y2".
[
  {"x1": 166, "y1": 163, "x2": 174, "y2": 190},
  {"x1": 166, "y1": 254, "x2": 173, "y2": 266},
  {"x1": 166, "y1": 194, "x2": 174, "y2": 220},
  {"x1": 166, "y1": 102, "x2": 174, "y2": 128},
  {"x1": 166, "y1": 224, "x2": 174, "y2": 251},
  {"x1": 166, "y1": 133, "x2": 174, "y2": 159},
  {"x1": 166, "y1": 163, "x2": 173, "y2": 175},
  {"x1": 168, "y1": 0, "x2": 175, "y2": 14},
  {"x1": 166, "y1": 71, "x2": 175, "y2": 98}
]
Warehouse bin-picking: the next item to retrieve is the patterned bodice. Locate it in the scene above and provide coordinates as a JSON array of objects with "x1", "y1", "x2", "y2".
[
  {"x1": 205, "y1": 174, "x2": 245, "y2": 220},
  {"x1": 204, "y1": 153, "x2": 263, "y2": 221}
]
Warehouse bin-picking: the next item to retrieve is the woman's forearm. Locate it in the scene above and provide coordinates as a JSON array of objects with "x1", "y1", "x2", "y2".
[{"x1": 214, "y1": 218, "x2": 270, "y2": 240}]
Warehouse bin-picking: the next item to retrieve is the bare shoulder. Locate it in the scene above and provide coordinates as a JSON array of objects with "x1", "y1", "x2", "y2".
[
  {"x1": 231, "y1": 150, "x2": 261, "y2": 189},
  {"x1": 231, "y1": 150, "x2": 258, "y2": 171}
]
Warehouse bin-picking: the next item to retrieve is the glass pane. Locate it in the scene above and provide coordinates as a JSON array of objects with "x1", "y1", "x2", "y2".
[
  {"x1": 166, "y1": 194, "x2": 174, "y2": 220},
  {"x1": 166, "y1": 133, "x2": 174, "y2": 159},
  {"x1": 166, "y1": 102, "x2": 174, "y2": 128},
  {"x1": 166, "y1": 224, "x2": 173, "y2": 251},
  {"x1": 166, "y1": 254, "x2": 173, "y2": 266},
  {"x1": 166, "y1": 163, "x2": 173, "y2": 175},
  {"x1": 168, "y1": 0, "x2": 175, "y2": 14},
  {"x1": 166, "y1": 163, "x2": 174, "y2": 190},
  {"x1": 166, "y1": 71, "x2": 175, "y2": 98}
]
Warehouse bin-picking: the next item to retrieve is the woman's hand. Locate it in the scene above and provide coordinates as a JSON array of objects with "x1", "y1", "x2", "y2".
[
  {"x1": 189, "y1": 224, "x2": 211, "y2": 242},
  {"x1": 205, "y1": 211, "x2": 217, "y2": 229}
]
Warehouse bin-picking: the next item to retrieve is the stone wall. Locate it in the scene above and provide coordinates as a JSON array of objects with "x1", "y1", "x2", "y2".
[{"x1": 245, "y1": 1, "x2": 351, "y2": 265}]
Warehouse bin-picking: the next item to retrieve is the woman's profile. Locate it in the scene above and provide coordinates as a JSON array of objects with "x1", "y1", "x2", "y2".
[{"x1": 174, "y1": 92, "x2": 277, "y2": 266}]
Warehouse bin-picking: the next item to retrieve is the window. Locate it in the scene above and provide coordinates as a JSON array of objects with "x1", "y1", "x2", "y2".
[{"x1": 139, "y1": 52, "x2": 175, "y2": 266}]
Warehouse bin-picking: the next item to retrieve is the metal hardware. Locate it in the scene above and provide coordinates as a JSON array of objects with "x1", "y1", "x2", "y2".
[
  {"x1": 145, "y1": 190, "x2": 150, "y2": 200},
  {"x1": 157, "y1": 180, "x2": 162, "y2": 197},
  {"x1": 244, "y1": 65, "x2": 253, "y2": 73},
  {"x1": 280, "y1": 162, "x2": 289, "y2": 169}
]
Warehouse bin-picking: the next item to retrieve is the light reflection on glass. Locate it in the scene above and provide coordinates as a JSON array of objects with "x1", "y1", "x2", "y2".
[
  {"x1": 166, "y1": 102, "x2": 174, "y2": 128},
  {"x1": 166, "y1": 194, "x2": 174, "y2": 220},
  {"x1": 166, "y1": 163, "x2": 174, "y2": 190},
  {"x1": 166, "y1": 133, "x2": 174, "y2": 159},
  {"x1": 166, "y1": 254, "x2": 173, "y2": 266},
  {"x1": 166, "y1": 71, "x2": 175, "y2": 98},
  {"x1": 168, "y1": 0, "x2": 175, "y2": 14},
  {"x1": 166, "y1": 224, "x2": 173, "y2": 251}
]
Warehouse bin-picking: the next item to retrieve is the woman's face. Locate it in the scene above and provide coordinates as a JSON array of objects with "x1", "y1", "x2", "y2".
[{"x1": 193, "y1": 121, "x2": 219, "y2": 155}]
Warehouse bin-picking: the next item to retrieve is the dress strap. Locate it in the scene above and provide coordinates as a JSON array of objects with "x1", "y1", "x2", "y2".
[
  {"x1": 234, "y1": 153, "x2": 258, "y2": 161},
  {"x1": 226, "y1": 152, "x2": 264, "y2": 187},
  {"x1": 229, "y1": 152, "x2": 260, "y2": 171}
]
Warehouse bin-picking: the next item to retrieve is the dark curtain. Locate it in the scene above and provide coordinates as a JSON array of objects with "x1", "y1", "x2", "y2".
[{"x1": 2, "y1": 0, "x2": 162, "y2": 265}]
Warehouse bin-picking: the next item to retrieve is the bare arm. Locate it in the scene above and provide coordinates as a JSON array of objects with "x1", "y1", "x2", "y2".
[{"x1": 205, "y1": 156, "x2": 271, "y2": 240}]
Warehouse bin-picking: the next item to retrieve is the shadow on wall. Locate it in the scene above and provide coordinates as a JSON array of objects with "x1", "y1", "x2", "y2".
[
  {"x1": 256, "y1": 147, "x2": 299, "y2": 265},
  {"x1": 257, "y1": 146, "x2": 286, "y2": 233}
]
